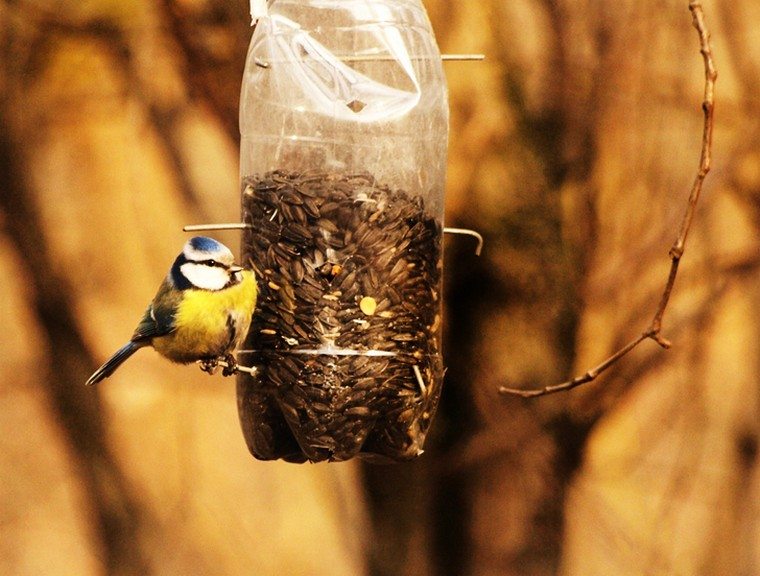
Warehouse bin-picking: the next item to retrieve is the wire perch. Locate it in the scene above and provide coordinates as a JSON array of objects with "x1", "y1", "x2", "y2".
[
  {"x1": 197, "y1": 358, "x2": 258, "y2": 376},
  {"x1": 183, "y1": 223, "x2": 484, "y2": 256},
  {"x1": 500, "y1": 1, "x2": 717, "y2": 399},
  {"x1": 254, "y1": 53, "x2": 485, "y2": 68},
  {"x1": 444, "y1": 227, "x2": 484, "y2": 256}
]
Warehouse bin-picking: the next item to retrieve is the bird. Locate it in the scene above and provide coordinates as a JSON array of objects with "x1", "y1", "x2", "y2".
[{"x1": 85, "y1": 236, "x2": 257, "y2": 386}]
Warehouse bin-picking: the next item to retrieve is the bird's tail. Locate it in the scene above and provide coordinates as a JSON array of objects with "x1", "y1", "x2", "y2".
[{"x1": 86, "y1": 341, "x2": 142, "y2": 386}]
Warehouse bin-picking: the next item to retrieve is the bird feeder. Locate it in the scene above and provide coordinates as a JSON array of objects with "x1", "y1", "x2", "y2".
[{"x1": 237, "y1": 0, "x2": 449, "y2": 463}]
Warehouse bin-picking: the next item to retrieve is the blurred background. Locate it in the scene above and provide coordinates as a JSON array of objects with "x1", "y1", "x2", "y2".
[{"x1": 1, "y1": 0, "x2": 758, "y2": 575}]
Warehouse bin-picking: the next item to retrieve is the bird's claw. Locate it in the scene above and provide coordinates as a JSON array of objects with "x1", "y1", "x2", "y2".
[
  {"x1": 198, "y1": 355, "x2": 238, "y2": 376},
  {"x1": 199, "y1": 358, "x2": 219, "y2": 375},
  {"x1": 221, "y1": 354, "x2": 238, "y2": 377}
]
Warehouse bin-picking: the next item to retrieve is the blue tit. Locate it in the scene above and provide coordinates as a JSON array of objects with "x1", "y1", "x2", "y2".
[{"x1": 85, "y1": 236, "x2": 257, "y2": 386}]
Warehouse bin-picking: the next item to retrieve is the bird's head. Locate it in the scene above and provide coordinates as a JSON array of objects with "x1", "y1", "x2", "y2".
[{"x1": 171, "y1": 236, "x2": 243, "y2": 291}]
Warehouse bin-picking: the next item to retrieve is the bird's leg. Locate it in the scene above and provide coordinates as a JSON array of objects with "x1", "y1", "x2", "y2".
[
  {"x1": 221, "y1": 353, "x2": 238, "y2": 377},
  {"x1": 199, "y1": 357, "x2": 219, "y2": 375}
]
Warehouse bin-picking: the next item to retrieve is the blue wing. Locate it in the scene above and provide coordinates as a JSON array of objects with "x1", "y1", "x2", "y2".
[{"x1": 131, "y1": 279, "x2": 180, "y2": 342}]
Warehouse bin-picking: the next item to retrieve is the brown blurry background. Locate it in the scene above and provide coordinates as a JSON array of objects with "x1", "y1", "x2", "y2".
[{"x1": 1, "y1": 0, "x2": 758, "y2": 575}]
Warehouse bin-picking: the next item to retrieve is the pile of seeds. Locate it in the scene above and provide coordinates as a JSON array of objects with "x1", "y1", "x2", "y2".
[{"x1": 236, "y1": 170, "x2": 443, "y2": 463}]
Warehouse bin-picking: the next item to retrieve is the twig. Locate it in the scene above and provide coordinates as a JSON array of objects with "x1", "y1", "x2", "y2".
[{"x1": 500, "y1": 2, "x2": 717, "y2": 399}]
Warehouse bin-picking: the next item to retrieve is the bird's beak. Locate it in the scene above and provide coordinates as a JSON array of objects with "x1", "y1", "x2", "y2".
[{"x1": 230, "y1": 264, "x2": 243, "y2": 274}]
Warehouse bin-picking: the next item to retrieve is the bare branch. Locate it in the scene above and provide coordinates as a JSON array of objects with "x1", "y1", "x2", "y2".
[{"x1": 500, "y1": 2, "x2": 717, "y2": 399}]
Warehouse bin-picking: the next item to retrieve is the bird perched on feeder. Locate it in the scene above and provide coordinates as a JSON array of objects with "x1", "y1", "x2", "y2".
[{"x1": 85, "y1": 236, "x2": 257, "y2": 386}]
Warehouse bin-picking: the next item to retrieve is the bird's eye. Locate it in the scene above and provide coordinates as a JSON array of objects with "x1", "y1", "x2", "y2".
[{"x1": 206, "y1": 259, "x2": 218, "y2": 267}]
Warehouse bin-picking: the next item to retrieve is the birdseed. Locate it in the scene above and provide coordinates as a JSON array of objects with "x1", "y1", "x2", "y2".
[{"x1": 237, "y1": 170, "x2": 443, "y2": 463}]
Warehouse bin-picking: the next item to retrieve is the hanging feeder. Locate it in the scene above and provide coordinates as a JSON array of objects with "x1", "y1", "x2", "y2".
[{"x1": 236, "y1": 0, "x2": 452, "y2": 463}]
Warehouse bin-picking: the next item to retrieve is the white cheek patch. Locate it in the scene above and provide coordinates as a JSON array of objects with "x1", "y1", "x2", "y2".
[{"x1": 180, "y1": 262, "x2": 229, "y2": 291}]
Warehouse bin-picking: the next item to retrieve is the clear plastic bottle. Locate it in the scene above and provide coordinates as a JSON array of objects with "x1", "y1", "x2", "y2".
[{"x1": 237, "y1": 0, "x2": 448, "y2": 463}]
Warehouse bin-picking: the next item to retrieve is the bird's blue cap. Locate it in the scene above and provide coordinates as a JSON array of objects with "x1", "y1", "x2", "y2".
[{"x1": 189, "y1": 236, "x2": 224, "y2": 254}]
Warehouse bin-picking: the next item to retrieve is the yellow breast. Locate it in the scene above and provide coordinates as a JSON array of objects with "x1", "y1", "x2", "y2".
[{"x1": 153, "y1": 270, "x2": 257, "y2": 363}]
